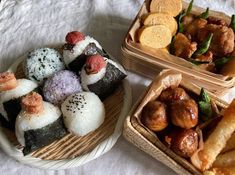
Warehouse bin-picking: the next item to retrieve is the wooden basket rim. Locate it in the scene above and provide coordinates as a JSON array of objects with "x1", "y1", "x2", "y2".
[
  {"x1": 122, "y1": 0, "x2": 235, "y2": 87},
  {"x1": 123, "y1": 69, "x2": 229, "y2": 175}
]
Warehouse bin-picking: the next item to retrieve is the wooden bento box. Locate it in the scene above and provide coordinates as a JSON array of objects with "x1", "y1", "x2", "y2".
[
  {"x1": 121, "y1": 0, "x2": 235, "y2": 96},
  {"x1": 123, "y1": 69, "x2": 234, "y2": 175}
]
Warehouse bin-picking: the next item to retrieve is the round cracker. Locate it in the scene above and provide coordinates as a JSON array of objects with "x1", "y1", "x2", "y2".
[
  {"x1": 150, "y1": 0, "x2": 182, "y2": 17},
  {"x1": 142, "y1": 13, "x2": 178, "y2": 35},
  {"x1": 138, "y1": 25, "x2": 172, "y2": 49}
]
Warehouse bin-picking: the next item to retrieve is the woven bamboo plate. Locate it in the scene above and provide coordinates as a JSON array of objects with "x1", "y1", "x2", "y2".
[
  {"x1": 0, "y1": 48, "x2": 132, "y2": 169},
  {"x1": 123, "y1": 69, "x2": 229, "y2": 175}
]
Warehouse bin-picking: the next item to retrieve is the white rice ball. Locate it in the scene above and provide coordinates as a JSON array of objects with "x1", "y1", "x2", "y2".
[
  {"x1": 15, "y1": 102, "x2": 61, "y2": 146},
  {"x1": 61, "y1": 92, "x2": 105, "y2": 136}
]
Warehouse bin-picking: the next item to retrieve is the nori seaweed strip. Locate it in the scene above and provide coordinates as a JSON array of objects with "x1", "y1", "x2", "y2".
[
  {"x1": 0, "y1": 88, "x2": 39, "y2": 130},
  {"x1": 3, "y1": 98, "x2": 21, "y2": 129},
  {"x1": 68, "y1": 43, "x2": 106, "y2": 72},
  {"x1": 68, "y1": 54, "x2": 87, "y2": 72},
  {"x1": 87, "y1": 63, "x2": 126, "y2": 100},
  {"x1": 23, "y1": 117, "x2": 67, "y2": 155},
  {"x1": 0, "y1": 113, "x2": 11, "y2": 129}
]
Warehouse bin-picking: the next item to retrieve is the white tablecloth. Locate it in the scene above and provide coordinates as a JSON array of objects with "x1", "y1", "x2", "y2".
[{"x1": 0, "y1": 0, "x2": 234, "y2": 174}]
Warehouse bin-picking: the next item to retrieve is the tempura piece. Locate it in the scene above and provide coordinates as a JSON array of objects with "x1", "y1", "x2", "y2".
[
  {"x1": 213, "y1": 150, "x2": 235, "y2": 168},
  {"x1": 191, "y1": 99, "x2": 235, "y2": 171},
  {"x1": 222, "y1": 133, "x2": 235, "y2": 153}
]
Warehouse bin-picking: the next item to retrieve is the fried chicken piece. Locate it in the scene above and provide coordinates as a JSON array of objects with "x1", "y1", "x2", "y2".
[
  {"x1": 195, "y1": 51, "x2": 213, "y2": 62},
  {"x1": 195, "y1": 51, "x2": 215, "y2": 72},
  {"x1": 197, "y1": 24, "x2": 218, "y2": 43},
  {"x1": 185, "y1": 18, "x2": 207, "y2": 39},
  {"x1": 182, "y1": 14, "x2": 196, "y2": 28},
  {"x1": 197, "y1": 25, "x2": 234, "y2": 57},
  {"x1": 210, "y1": 26, "x2": 234, "y2": 57},
  {"x1": 174, "y1": 33, "x2": 197, "y2": 59},
  {"x1": 231, "y1": 46, "x2": 235, "y2": 57},
  {"x1": 198, "y1": 63, "x2": 216, "y2": 72},
  {"x1": 207, "y1": 16, "x2": 228, "y2": 26}
]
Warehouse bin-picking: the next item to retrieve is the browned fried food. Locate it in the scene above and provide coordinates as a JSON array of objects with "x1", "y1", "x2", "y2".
[
  {"x1": 198, "y1": 63, "x2": 216, "y2": 72},
  {"x1": 170, "y1": 99, "x2": 198, "y2": 129},
  {"x1": 182, "y1": 14, "x2": 195, "y2": 28},
  {"x1": 210, "y1": 26, "x2": 234, "y2": 57},
  {"x1": 197, "y1": 24, "x2": 218, "y2": 43},
  {"x1": 174, "y1": 33, "x2": 197, "y2": 59},
  {"x1": 195, "y1": 51, "x2": 213, "y2": 62},
  {"x1": 207, "y1": 16, "x2": 228, "y2": 26},
  {"x1": 231, "y1": 46, "x2": 235, "y2": 57},
  {"x1": 159, "y1": 87, "x2": 189, "y2": 103},
  {"x1": 185, "y1": 18, "x2": 207, "y2": 39},
  {"x1": 198, "y1": 25, "x2": 234, "y2": 57},
  {"x1": 194, "y1": 51, "x2": 216, "y2": 72}
]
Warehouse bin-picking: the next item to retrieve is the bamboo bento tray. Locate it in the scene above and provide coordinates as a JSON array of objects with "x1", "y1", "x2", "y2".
[
  {"x1": 123, "y1": 69, "x2": 229, "y2": 175},
  {"x1": 121, "y1": 0, "x2": 235, "y2": 96},
  {"x1": 0, "y1": 46, "x2": 132, "y2": 169}
]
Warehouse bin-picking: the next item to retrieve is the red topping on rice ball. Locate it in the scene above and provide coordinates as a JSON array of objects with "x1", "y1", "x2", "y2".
[
  {"x1": 21, "y1": 92, "x2": 44, "y2": 114},
  {"x1": 0, "y1": 72, "x2": 18, "y2": 91},
  {"x1": 85, "y1": 55, "x2": 106, "y2": 74},
  {"x1": 65, "y1": 31, "x2": 85, "y2": 45}
]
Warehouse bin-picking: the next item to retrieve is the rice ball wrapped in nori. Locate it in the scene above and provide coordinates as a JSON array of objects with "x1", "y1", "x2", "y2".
[
  {"x1": 23, "y1": 48, "x2": 65, "y2": 83},
  {"x1": 61, "y1": 92, "x2": 105, "y2": 136},
  {"x1": 15, "y1": 92, "x2": 67, "y2": 155},
  {"x1": 0, "y1": 72, "x2": 38, "y2": 129},
  {"x1": 63, "y1": 31, "x2": 105, "y2": 72},
  {"x1": 81, "y1": 54, "x2": 127, "y2": 100},
  {"x1": 43, "y1": 70, "x2": 82, "y2": 105}
]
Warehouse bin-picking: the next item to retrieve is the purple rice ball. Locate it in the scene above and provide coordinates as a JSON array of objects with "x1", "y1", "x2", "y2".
[{"x1": 43, "y1": 70, "x2": 82, "y2": 105}]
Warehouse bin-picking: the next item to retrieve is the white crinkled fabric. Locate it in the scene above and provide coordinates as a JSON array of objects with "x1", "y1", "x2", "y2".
[{"x1": 0, "y1": 0, "x2": 234, "y2": 174}]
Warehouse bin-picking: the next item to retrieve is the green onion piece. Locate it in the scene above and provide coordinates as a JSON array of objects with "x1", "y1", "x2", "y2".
[{"x1": 193, "y1": 33, "x2": 213, "y2": 56}]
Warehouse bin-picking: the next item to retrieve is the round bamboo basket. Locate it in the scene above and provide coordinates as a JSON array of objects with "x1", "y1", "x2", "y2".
[{"x1": 0, "y1": 49, "x2": 132, "y2": 169}]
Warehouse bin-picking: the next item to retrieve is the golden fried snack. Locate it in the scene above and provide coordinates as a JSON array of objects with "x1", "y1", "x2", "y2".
[
  {"x1": 185, "y1": 18, "x2": 207, "y2": 39},
  {"x1": 191, "y1": 99, "x2": 235, "y2": 171},
  {"x1": 174, "y1": 33, "x2": 197, "y2": 59},
  {"x1": 195, "y1": 51, "x2": 213, "y2": 62},
  {"x1": 195, "y1": 51, "x2": 215, "y2": 72},
  {"x1": 150, "y1": 0, "x2": 182, "y2": 17},
  {"x1": 213, "y1": 150, "x2": 235, "y2": 168},
  {"x1": 222, "y1": 133, "x2": 235, "y2": 153},
  {"x1": 142, "y1": 13, "x2": 178, "y2": 35},
  {"x1": 211, "y1": 167, "x2": 235, "y2": 175},
  {"x1": 207, "y1": 16, "x2": 228, "y2": 26},
  {"x1": 182, "y1": 14, "x2": 196, "y2": 29},
  {"x1": 210, "y1": 26, "x2": 234, "y2": 57},
  {"x1": 197, "y1": 24, "x2": 218, "y2": 43},
  {"x1": 138, "y1": 25, "x2": 172, "y2": 49}
]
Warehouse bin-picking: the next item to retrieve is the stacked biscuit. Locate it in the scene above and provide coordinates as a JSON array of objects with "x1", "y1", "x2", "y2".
[{"x1": 138, "y1": 0, "x2": 182, "y2": 49}]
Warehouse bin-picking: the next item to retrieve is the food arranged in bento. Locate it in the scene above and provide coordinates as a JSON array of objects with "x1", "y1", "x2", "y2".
[
  {"x1": 137, "y1": 0, "x2": 235, "y2": 75},
  {"x1": 0, "y1": 31, "x2": 127, "y2": 156},
  {"x1": 140, "y1": 72, "x2": 235, "y2": 174}
]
